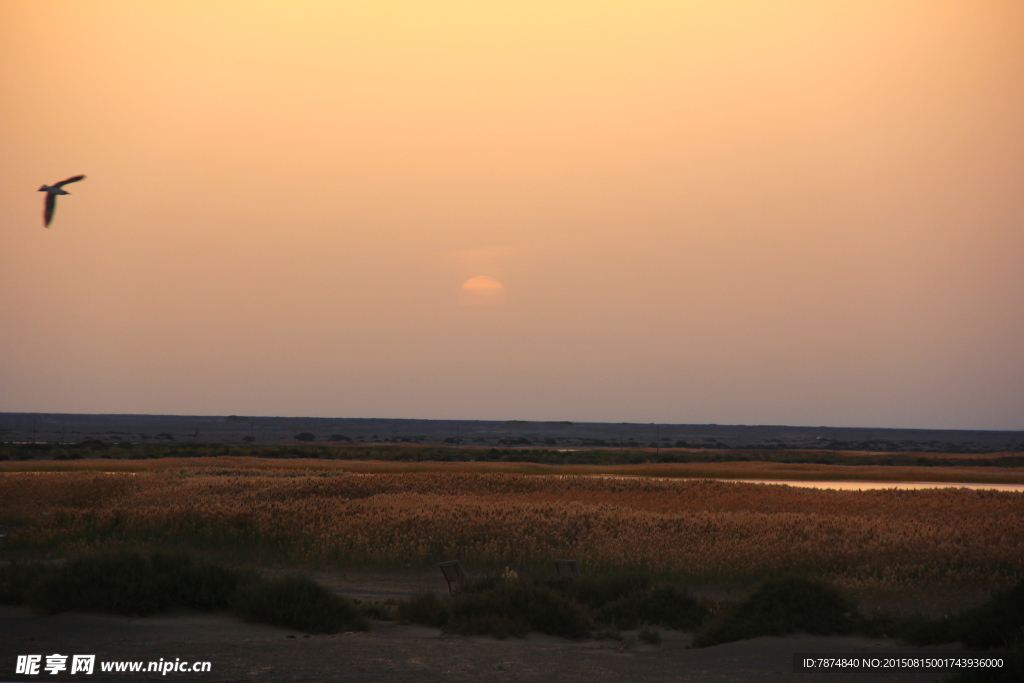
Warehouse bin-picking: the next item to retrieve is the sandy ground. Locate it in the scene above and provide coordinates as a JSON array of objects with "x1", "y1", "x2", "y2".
[
  {"x1": 0, "y1": 605, "x2": 966, "y2": 683},
  {"x1": 0, "y1": 569, "x2": 968, "y2": 683}
]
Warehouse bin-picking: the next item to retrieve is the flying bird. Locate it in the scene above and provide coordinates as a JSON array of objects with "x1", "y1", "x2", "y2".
[{"x1": 38, "y1": 175, "x2": 86, "y2": 227}]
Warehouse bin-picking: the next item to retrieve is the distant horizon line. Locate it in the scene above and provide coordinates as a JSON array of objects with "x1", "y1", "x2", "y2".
[{"x1": 1, "y1": 411, "x2": 1020, "y2": 434}]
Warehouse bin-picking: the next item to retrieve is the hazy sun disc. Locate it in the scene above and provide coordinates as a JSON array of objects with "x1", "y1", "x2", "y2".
[{"x1": 460, "y1": 275, "x2": 505, "y2": 307}]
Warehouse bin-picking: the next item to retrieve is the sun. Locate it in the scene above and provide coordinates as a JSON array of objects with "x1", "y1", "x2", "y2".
[{"x1": 460, "y1": 276, "x2": 505, "y2": 307}]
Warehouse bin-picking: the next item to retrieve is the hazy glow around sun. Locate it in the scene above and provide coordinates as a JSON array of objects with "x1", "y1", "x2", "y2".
[{"x1": 460, "y1": 276, "x2": 505, "y2": 307}]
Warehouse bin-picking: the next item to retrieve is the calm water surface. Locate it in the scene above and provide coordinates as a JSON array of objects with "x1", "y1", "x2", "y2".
[{"x1": 737, "y1": 479, "x2": 1024, "y2": 492}]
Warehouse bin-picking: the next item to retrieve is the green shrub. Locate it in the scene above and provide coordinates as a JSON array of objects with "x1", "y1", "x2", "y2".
[
  {"x1": 396, "y1": 591, "x2": 449, "y2": 627},
  {"x1": 0, "y1": 554, "x2": 366, "y2": 635},
  {"x1": 447, "y1": 581, "x2": 593, "y2": 638},
  {"x1": 593, "y1": 627, "x2": 623, "y2": 641},
  {"x1": 0, "y1": 563, "x2": 39, "y2": 606},
  {"x1": 693, "y1": 578, "x2": 857, "y2": 647},
  {"x1": 638, "y1": 625, "x2": 662, "y2": 645},
  {"x1": 22, "y1": 553, "x2": 256, "y2": 616},
  {"x1": 396, "y1": 573, "x2": 705, "y2": 639},
  {"x1": 151, "y1": 554, "x2": 256, "y2": 610},
  {"x1": 596, "y1": 584, "x2": 705, "y2": 630},
  {"x1": 31, "y1": 554, "x2": 172, "y2": 615},
  {"x1": 230, "y1": 576, "x2": 367, "y2": 633},
  {"x1": 948, "y1": 580, "x2": 1024, "y2": 650},
  {"x1": 545, "y1": 574, "x2": 650, "y2": 610},
  {"x1": 352, "y1": 598, "x2": 394, "y2": 620},
  {"x1": 901, "y1": 580, "x2": 1024, "y2": 649}
]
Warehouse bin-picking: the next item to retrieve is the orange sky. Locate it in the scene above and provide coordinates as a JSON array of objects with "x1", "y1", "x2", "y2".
[{"x1": 1, "y1": 1, "x2": 1022, "y2": 429}]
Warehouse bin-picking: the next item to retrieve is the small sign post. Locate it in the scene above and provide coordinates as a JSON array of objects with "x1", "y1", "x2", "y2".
[{"x1": 438, "y1": 560, "x2": 467, "y2": 594}]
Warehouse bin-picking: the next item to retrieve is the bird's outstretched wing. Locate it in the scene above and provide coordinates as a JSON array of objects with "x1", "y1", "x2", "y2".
[
  {"x1": 44, "y1": 193, "x2": 57, "y2": 227},
  {"x1": 53, "y1": 175, "x2": 86, "y2": 188}
]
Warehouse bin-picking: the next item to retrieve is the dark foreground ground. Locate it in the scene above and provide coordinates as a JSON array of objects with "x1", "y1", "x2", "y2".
[
  {"x1": 0, "y1": 570, "x2": 980, "y2": 683},
  {"x1": 0, "y1": 605, "x2": 962, "y2": 683},
  {"x1": 2, "y1": 412, "x2": 1020, "y2": 453}
]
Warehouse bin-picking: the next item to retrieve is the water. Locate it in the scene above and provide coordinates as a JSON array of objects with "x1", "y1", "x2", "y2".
[{"x1": 736, "y1": 479, "x2": 1024, "y2": 492}]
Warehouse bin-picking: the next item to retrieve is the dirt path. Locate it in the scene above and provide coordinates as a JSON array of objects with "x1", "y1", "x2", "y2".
[{"x1": 1, "y1": 605, "x2": 963, "y2": 683}]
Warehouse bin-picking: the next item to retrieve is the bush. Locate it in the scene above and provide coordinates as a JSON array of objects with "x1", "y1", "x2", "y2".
[
  {"x1": 396, "y1": 591, "x2": 449, "y2": 627},
  {"x1": 0, "y1": 563, "x2": 39, "y2": 606},
  {"x1": 545, "y1": 574, "x2": 650, "y2": 610},
  {"x1": 0, "y1": 554, "x2": 366, "y2": 635},
  {"x1": 596, "y1": 584, "x2": 705, "y2": 631},
  {"x1": 638, "y1": 625, "x2": 662, "y2": 645},
  {"x1": 593, "y1": 627, "x2": 623, "y2": 641},
  {"x1": 396, "y1": 573, "x2": 705, "y2": 639},
  {"x1": 230, "y1": 576, "x2": 367, "y2": 633},
  {"x1": 26, "y1": 553, "x2": 252, "y2": 616},
  {"x1": 294, "y1": 433, "x2": 316, "y2": 442},
  {"x1": 446, "y1": 582, "x2": 592, "y2": 639},
  {"x1": 945, "y1": 580, "x2": 1024, "y2": 650},
  {"x1": 353, "y1": 599, "x2": 394, "y2": 620},
  {"x1": 543, "y1": 574, "x2": 704, "y2": 631},
  {"x1": 693, "y1": 579, "x2": 858, "y2": 647},
  {"x1": 153, "y1": 554, "x2": 255, "y2": 610},
  {"x1": 901, "y1": 579, "x2": 1024, "y2": 649}
]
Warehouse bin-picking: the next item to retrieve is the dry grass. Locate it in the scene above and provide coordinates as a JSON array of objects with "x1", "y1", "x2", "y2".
[
  {"x1": 1, "y1": 465, "x2": 1022, "y2": 596},
  {"x1": 1, "y1": 456, "x2": 1023, "y2": 484}
]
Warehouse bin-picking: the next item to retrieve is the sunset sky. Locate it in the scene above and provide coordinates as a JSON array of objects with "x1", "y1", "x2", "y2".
[{"x1": 1, "y1": 1, "x2": 1022, "y2": 429}]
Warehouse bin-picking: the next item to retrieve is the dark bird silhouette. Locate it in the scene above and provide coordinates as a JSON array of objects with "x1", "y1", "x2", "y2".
[{"x1": 38, "y1": 175, "x2": 86, "y2": 227}]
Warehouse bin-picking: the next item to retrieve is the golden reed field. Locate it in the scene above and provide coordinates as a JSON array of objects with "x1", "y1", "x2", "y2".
[{"x1": 2, "y1": 459, "x2": 1023, "y2": 593}]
